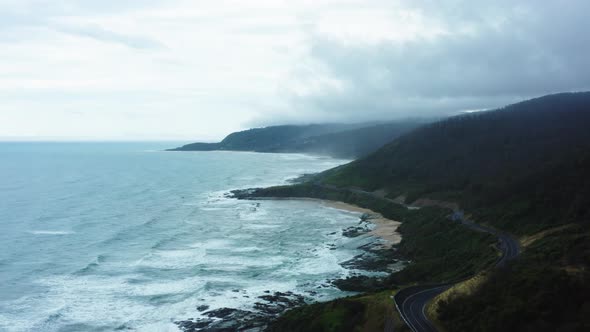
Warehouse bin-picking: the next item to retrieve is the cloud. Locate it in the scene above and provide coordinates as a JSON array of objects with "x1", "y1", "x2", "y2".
[
  {"x1": 250, "y1": 0, "x2": 590, "y2": 125},
  {"x1": 51, "y1": 23, "x2": 165, "y2": 49},
  {"x1": 0, "y1": 1, "x2": 164, "y2": 49},
  {"x1": 1, "y1": 0, "x2": 589, "y2": 140}
]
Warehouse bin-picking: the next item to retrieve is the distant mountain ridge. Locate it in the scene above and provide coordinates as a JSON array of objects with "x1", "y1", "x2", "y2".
[{"x1": 168, "y1": 120, "x2": 428, "y2": 159}]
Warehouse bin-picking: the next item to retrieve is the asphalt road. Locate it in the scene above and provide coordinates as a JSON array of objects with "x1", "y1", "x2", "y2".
[
  {"x1": 395, "y1": 285, "x2": 451, "y2": 332},
  {"x1": 393, "y1": 211, "x2": 521, "y2": 332}
]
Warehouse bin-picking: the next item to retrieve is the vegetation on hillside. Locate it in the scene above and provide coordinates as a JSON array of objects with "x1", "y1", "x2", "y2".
[
  {"x1": 321, "y1": 92, "x2": 590, "y2": 234},
  {"x1": 386, "y1": 207, "x2": 496, "y2": 285},
  {"x1": 237, "y1": 92, "x2": 590, "y2": 331},
  {"x1": 437, "y1": 224, "x2": 590, "y2": 331},
  {"x1": 169, "y1": 120, "x2": 427, "y2": 159},
  {"x1": 243, "y1": 184, "x2": 496, "y2": 286},
  {"x1": 238, "y1": 185, "x2": 498, "y2": 331},
  {"x1": 266, "y1": 291, "x2": 401, "y2": 332},
  {"x1": 312, "y1": 92, "x2": 590, "y2": 331}
]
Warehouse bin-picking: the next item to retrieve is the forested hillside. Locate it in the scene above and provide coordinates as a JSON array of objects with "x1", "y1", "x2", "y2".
[
  {"x1": 322, "y1": 92, "x2": 590, "y2": 234},
  {"x1": 169, "y1": 120, "x2": 426, "y2": 159},
  {"x1": 306, "y1": 92, "x2": 590, "y2": 331}
]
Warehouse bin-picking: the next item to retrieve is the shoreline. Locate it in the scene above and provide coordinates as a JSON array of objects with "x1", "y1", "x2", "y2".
[
  {"x1": 176, "y1": 195, "x2": 402, "y2": 331},
  {"x1": 252, "y1": 196, "x2": 402, "y2": 249}
]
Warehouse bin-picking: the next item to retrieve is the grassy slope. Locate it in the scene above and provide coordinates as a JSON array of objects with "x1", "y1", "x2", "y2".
[
  {"x1": 436, "y1": 224, "x2": 590, "y2": 331},
  {"x1": 267, "y1": 291, "x2": 403, "y2": 332}
]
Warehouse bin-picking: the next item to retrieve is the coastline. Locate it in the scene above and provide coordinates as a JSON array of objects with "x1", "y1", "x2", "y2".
[
  {"x1": 176, "y1": 195, "x2": 403, "y2": 331},
  {"x1": 252, "y1": 197, "x2": 402, "y2": 248}
]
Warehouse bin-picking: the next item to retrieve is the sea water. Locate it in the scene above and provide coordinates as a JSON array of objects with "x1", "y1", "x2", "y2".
[{"x1": 0, "y1": 143, "x2": 377, "y2": 331}]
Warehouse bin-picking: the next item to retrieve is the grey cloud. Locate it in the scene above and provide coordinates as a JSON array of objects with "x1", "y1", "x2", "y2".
[{"x1": 254, "y1": 1, "x2": 590, "y2": 125}]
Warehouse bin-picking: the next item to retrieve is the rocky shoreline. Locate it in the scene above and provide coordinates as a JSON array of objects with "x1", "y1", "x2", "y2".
[
  {"x1": 174, "y1": 189, "x2": 405, "y2": 331},
  {"x1": 176, "y1": 246, "x2": 401, "y2": 332},
  {"x1": 176, "y1": 291, "x2": 306, "y2": 332}
]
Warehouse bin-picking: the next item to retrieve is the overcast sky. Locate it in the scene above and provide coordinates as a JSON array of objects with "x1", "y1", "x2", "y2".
[{"x1": 1, "y1": 0, "x2": 589, "y2": 141}]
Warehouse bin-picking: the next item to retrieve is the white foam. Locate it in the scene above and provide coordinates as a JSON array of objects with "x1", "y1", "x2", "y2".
[
  {"x1": 28, "y1": 230, "x2": 74, "y2": 235},
  {"x1": 228, "y1": 246, "x2": 262, "y2": 253},
  {"x1": 289, "y1": 247, "x2": 346, "y2": 276},
  {"x1": 188, "y1": 278, "x2": 299, "y2": 315},
  {"x1": 136, "y1": 248, "x2": 206, "y2": 269},
  {"x1": 198, "y1": 207, "x2": 223, "y2": 210},
  {"x1": 22, "y1": 274, "x2": 191, "y2": 331},
  {"x1": 2, "y1": 273, "x2": 258, "y2": 331},
  {"x1": 126, "y1": 277, "x2": 207, "y2": 297},
  {"x1": 189, "y1": 238, "x2": 234, "y2": 249}
]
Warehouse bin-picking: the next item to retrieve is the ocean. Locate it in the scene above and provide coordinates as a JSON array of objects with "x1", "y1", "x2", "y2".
[{"x1": 0, "y1": 143, "x2": 382, "y2": 331}]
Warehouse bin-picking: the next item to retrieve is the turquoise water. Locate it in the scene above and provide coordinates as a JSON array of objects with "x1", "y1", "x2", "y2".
[{"x1": 0, "y1": 143, "x2": 376, "y2": 331}]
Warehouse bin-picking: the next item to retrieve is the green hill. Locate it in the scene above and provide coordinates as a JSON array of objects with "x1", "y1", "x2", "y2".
[
  {"x1": 246, "y1": 92, "x2": 590, "y2": 331},
  {"x1": 168, "y1": 120, "x2": 426, "y2": 159},
  {"x1": 321, "y1": 92, "x2": 590, "y2": 234}
]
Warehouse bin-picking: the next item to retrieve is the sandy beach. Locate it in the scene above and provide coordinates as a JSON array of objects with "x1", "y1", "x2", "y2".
[
  {"x1": 255, "y1": 197, "x2": 402, "y2": 248},
  {"x1": 323, "y1": 200, "x2": 402, "y2": 248}
]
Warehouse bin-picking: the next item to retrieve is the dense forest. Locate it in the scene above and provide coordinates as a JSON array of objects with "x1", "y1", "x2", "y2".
[
  {"x1": 168, "y1": 120, "x2": 427, "y2": 159},
  {"x1": 322, "y1": 92, "x2": 590, "y2": 234},
  {"x1": 315, "y1": 92, "x2": 590, "y2": 331}
]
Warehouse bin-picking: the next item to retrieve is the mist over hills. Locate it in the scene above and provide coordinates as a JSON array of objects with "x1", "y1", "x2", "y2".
[
  {"x1": 320, "y1": 91, "x2": 590, "y2": 233},
  {"x1": 168, "y1": 120, "x2": 429, "y2": 159}
]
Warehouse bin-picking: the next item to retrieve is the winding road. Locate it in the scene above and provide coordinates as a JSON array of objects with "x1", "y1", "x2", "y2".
[
  {"x1": 315, "y1": 184, "x2": 521, "y2": 331},
  {"x1": 395, "y1": 285, "x2": 451, "y2": 332},
  {"x1": 393, "y1": 211, "x2": 521, "y2": 332}
]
